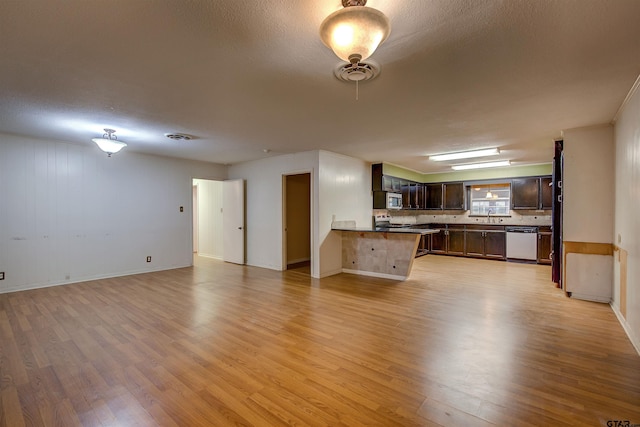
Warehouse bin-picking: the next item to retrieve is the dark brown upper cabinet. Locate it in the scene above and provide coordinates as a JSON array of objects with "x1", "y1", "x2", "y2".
[
  {"x1": 401, "y1": 181, "x2": 411, "y2": 209},
  {"x1": 372, "y1": 164, "x2": 550, "y2": 212},
  {"x1": 443, "y1": 182, "x2": 465, "y2": 210},
  {"x1": 417, "y1": 182, "x2": 465, "y2": 210},
  {"x1": 372, "y1": 163, "x2": 408, "y2": 194},
  {"x1": 425, "y1": 184, "x2": 443, "y2": 209},
  {"x1": 372, "y1": 163, "x2": 384, "y2": 191},
  {"x1": 511, "y1": 176, "x2": 553, "y2": 210},
  {"x1": 511, "y1": 178, "x2": 539, "y2": 209},
  {"x1": 540, "y1": 177, "x2": 553, "y2": 209},
  {"x1": 415, "y1": 183, "x2": 426, "y2": 209}
]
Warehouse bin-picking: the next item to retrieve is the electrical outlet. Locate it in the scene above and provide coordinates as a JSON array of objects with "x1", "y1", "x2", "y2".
[
  {"x1": 0, "y1": 272, "x2": 4, "y2": 280},
  {"x1": 180, "y1": 206, "x2": 184, "y2": 212},
  {"x1": 146, "y1": 256, "x2": 151, "y2": 262}
]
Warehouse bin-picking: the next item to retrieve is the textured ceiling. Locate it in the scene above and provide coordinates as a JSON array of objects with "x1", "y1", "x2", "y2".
[{"x1": 1, "y1": 0, "x2": 639, "y2": 173}]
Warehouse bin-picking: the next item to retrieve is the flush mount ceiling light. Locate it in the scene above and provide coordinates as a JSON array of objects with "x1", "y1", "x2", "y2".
[
  {"x1": 92, "y1": 128, "x2": 127, "y2": 157},
  {"x1": 320, "y1": 0, "x2": 391, "y2": 65},
  {"x1": 451, "y1": 161, "x2": 511, "y2": 171},
  {"x1": 430, "y1": 148, "x2": 500, "y2": 162}
]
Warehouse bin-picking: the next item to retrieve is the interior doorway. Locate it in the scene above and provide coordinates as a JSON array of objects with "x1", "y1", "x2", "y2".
[
  {"x1": 283, "y1": 173, "x2": 311, "y2": 273},
  {"x1": 193, "y1": 184, "x2": 198, "y2": 253},
  {"x1": 192, "y1": 179, "x2": 224, "y2": 261}
]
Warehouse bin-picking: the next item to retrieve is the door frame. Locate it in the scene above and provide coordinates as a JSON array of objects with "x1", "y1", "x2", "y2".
[
  {"x1": 192, "y1": 184, "x2": 198, "y2": 254},
  {"x1": 282, "y1": 171, "x2": 314, "y2": 272},
  {"x1": 191, "y1": 177, "x2": 226, "y2": 263},
  {"x1": 223, "y1": 178, "x2": 246, "y2": 265}
]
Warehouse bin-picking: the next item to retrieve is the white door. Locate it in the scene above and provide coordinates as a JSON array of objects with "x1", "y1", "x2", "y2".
[
  {"x1": 192, "y1": 185, "x2": 198, "y2": 253},
  {"x1": 223, "y1": 179, "x2": 245, "y2": 264}
]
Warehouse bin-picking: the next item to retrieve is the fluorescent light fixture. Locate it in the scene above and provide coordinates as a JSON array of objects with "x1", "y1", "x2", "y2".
[
  {"x1": 451, "y1": 160, "x2": 511, "y2": 171},
  {"x1": 429, "y1": 148, "x2": 499, "y2": 162}
]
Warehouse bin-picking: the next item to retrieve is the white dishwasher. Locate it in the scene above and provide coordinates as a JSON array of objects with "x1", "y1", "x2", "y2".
[{"x1": 505, "y1": 226, "x2": 538, "y2": 261}]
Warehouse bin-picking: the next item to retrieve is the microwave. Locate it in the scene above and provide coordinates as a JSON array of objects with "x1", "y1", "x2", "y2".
[{"x1": 387, "y1": 192, "x2": 403, "y2": 210}]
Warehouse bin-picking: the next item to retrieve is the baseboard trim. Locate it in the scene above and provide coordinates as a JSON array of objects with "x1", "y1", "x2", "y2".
[
  {"x1": 341, "y1": 268, "x2": 406, "y2": 281},
  {"x1": 287, "y1": 257, "x2": 311, "y2": 265},
  {"x1": 197, "y1": 254, "x2": 223, "y2": 260},
  {"x1": 0, "y1": 264, "x2": 192, "y2": 295},
  {"x1": 610, "y1": 302, "x2": 640, "y2": 356},
  {"x1": 318, "y1": 267, "x2": 343, "y2": 279}
]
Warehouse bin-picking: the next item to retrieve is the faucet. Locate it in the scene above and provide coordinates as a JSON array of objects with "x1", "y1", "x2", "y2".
[{"x1": 487, "y1": 209, "x2": 494, "y2": 223}]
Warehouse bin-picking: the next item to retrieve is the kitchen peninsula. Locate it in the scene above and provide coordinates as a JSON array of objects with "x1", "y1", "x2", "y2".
[{"x1": 331, "y1": 222, "x2": 439, "y2": 281}]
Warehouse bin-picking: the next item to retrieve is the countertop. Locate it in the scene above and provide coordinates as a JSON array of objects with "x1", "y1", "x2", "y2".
[
  {"x1": 332, "y1": 226, "x2": 441, "y2": 235},
  {"x1": 387, "y1": 222, "x2": 548, "y2": 229}
]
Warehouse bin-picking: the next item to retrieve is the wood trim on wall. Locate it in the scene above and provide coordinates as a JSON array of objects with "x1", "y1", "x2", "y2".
[
  {"x1": 563, "y1": 241, "x2": 614, "y2": 256},
  {"x1": 615, "y1": 246, "x2": 628, "y2": 318},
  {"x1": 562, "y1": 241, "x2": 614, "y2": 295}
]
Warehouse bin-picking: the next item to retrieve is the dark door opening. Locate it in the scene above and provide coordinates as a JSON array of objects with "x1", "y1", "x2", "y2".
[{"x1": 284, "y1": 173, "x2": 311, "y2": 272}]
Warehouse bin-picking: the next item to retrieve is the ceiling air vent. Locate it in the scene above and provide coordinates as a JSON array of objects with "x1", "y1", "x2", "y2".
[
  {"x1": 165, "y1": 133, "x2": 193, "y2": 141},
  {"x1": 334, "y1": 60, "x2": 380, "y2": 82}
]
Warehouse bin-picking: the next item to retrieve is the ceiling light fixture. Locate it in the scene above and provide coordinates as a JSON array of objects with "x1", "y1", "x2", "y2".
[
  {"x1": 320, "y1": 0, "x2": 391, "y2": 66},
  {"x1": 320, "y1": 0, "x2": 390, "y2": 99},
  {"x1": 451, "y1": 161, "x2": 511, "y2": 171},
  {"x1": 92, "y1": 128, "x2": 127, "y2": 157},
  {"x1": 430, "y1": 148, "x2": 500, "y2": 162}
]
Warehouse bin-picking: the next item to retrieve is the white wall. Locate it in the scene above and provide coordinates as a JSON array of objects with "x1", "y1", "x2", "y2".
[
  {"x1": 229, "y1": 151, "x2": 319, "y2": 274},
  {"x1": 318, "y1": 151, "x2": 372, "y2": 277},
  {"x1": 0, "y1": 133, "x2": 226, "y2": 293},
  {"x1": 228, "y1": 150, "x2": 371, "y2": 279},
  {"x1": 562, "y1": 125, "x2": 615, "y2": 301},
  {"x1": 193, "y1": 179, "x2": 224, "y2": 259},
  {"x1": 613, "y1": 78, "x2": 640, "y2": 351},
  {"x1": 563, "y1": 125, "x2": 615, "y2": 243}
]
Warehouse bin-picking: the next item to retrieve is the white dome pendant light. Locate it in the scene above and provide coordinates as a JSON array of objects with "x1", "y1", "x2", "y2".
[
  {"x1": 92, "y1": 128, "x2": 127, "y2": 157},
  {"x1": 320, "y1": 0, "x2": 391, "y2": 65},
  {"x1": 320, "y1": 0, "x2": 390, "y2": 99}
]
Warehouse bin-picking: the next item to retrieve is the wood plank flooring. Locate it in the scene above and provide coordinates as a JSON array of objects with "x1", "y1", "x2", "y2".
[{"x1": 1, "y1": 255, "x2": 639, "y2": 426}]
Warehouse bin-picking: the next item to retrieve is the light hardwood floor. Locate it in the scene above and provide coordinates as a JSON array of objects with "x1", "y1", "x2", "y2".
[{"x1": 1, "y1": 255, "x2": 639, "y2": 426}]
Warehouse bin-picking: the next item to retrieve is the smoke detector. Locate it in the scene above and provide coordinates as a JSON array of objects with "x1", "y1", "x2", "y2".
[{"x1": 165, "y1": 133, "x2": 192, "y2": 141}]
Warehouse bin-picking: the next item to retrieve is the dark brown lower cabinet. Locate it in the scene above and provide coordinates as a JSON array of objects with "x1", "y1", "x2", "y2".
[
  {"x1": 537, "y1": 232, "x2": 552, "y2": 264},
  {"x1": 416, "y1": 234, "x2": 430, "y2": 257},
  {"x1": 447, "y1": 226, "x2": 465, "y2": 256},
  {"x1": 430, "y1": 229, "x2": 446, "y2": 254},
  {"x1": 426, "y1": 224, "x2": 548, "y2": 263},
  {"x1": 484, "y1": 231, "x2": 506, "y2": 259},
  {"x1": 465, "y1": 230, "x2": 485, "y2": 257},
  {"x1": 464, "y1": 228, "x2": 506, "y2": 260}
]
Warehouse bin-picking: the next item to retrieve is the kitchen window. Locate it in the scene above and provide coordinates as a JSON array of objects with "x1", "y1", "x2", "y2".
[{"x1": 469, "y1": 183, "x2": 510, "y2": 215}]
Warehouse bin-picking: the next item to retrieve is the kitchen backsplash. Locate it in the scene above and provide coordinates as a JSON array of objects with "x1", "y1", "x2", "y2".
[{"x1": 373, "y1": 209, "x2": 552, "y2": 226}]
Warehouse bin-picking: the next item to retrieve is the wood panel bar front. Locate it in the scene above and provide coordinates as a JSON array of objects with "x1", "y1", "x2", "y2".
[{"x1": 334, "y1": 228, "x2": 439, "y2": 280}]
